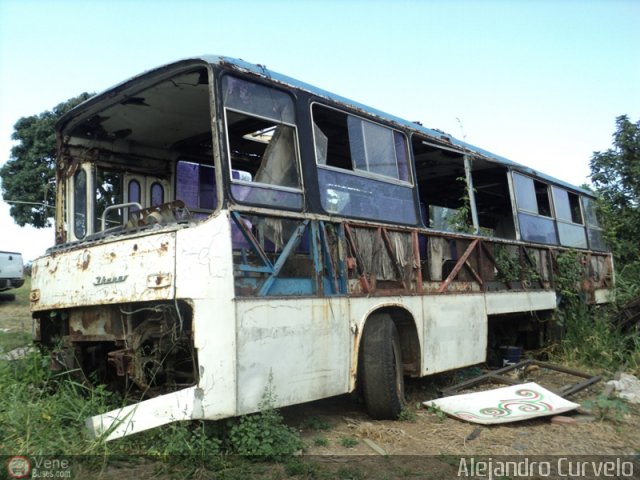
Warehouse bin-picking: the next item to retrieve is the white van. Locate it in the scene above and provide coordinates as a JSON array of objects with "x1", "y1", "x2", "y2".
[{"x1": 0, "y1": 251, "x2": 24, "y2": 292}]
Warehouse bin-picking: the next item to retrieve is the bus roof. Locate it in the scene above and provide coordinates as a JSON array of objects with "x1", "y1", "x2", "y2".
[{"x1": 59, "y1": 55, "x2": 594, "y2": 197}]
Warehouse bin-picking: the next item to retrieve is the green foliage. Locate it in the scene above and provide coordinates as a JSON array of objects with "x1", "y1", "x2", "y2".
[
  {"x1": 398, "y1": 407, "x2": 417, "y2": 422},
  {"x1": 552, "y1": 250, "x2": 639, "y2": 372},
  {"x1": 589, "y1": 115, "x2": 640, "y2": 304},
  {"x1": 300, "y1": 415, "x2": 331, "y2": 431},
  {"x1": 550, "y1": 115, "x2": 640, "y2": 374},
  {"x1": 425, "y1": 404, "x2": 446, "y2": 421},
  {"x1": 146, "y1": 421, "x2": 222, "y2": 458},
  {"x1": 336, "y1": 465, "x2": 365, "y2": 480},
  {"x1": 557, "y1": 304, "x2": 637, "y2": 372},
  {"x1": 227, "y1": 375, "x2": 303, "y2": 459},
  {"x1": 0, "y1": 93, "x2": 93, "y2": 227},
  {"x1": 494, "y1": 245, "x2": 520, "y2": 283},
  {"x1": 0, "y1": 331, "x2": 31, "y2": 353},
  {"x1": 0, "y1": 349, "x2": 118, "y2": 455},
  {"x1": 446, "y1": 176, "x2": 475, "y2": 233},
  {"x1": 583, "y1": 394, "x2": 630, "y2": 423},
  {"x1": 494, "y1": 246, "x2": 540, "y2": 284},
  {"x1": 338, "y1": 436, "x2": 358, "y2": 448},
  {"x1": 553, "y1": 250, "x2": 584, "y2": 328},
  {"x1": 312, "y1": 435, "x2": 329, "y2": 447}
]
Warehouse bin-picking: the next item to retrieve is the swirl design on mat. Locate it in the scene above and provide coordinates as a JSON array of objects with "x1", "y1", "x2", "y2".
[{"x1": 455, "y1": 388, "x2": 554, "y2": 419}]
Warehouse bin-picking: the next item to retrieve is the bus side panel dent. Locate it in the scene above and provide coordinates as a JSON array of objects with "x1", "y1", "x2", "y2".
[
  {"x1": 235, "y1": 298, "x2": 350, "y2": 414},
  {"x1": 422, "y1": 295, "x2": 487, "y2": 375}
]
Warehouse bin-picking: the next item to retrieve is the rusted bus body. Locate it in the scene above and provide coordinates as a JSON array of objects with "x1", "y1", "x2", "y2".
[{"x1": 30, "y1": 57, "x2": 613, "y2": 440}]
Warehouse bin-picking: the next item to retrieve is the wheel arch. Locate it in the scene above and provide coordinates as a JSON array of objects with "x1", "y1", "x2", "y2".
[{"x1": 354, "y1": 305, "x2": 421, "y2": 381}]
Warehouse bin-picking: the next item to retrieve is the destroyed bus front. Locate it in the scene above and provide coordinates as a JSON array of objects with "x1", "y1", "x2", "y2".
[{"x1": 30, "y1": 59, "x2": 237, "y2": 419}]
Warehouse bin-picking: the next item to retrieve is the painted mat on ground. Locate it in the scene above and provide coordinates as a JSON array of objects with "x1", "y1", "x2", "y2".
[{"x1": 423, "y1": 382, "x2": 580, "y2": 424}]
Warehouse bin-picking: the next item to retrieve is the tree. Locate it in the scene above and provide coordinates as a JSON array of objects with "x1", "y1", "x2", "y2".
[
  {"x1": 589, "y1": 115, "x2": 640, "y2": 301},
  {"x1": 0, "y1": 93, "x2": 93, "y2": 228}
]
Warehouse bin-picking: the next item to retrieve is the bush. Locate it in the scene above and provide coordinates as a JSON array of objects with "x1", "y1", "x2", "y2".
[{"x1": 227, "y1": 374, "x2": 303, "y2": 459}]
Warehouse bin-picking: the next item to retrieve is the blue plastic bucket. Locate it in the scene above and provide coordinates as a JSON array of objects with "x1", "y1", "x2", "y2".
[{"x1": 499, "y1": 346, "x2": 522, "y2": 367}]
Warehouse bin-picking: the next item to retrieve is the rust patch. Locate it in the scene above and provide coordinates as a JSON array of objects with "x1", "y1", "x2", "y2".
[
  {"x1": 160, "y1": 242, "x2": 169, "y2": 253},
  {"x1": 82, "y1": 252, "x2": 91, "y2": 270}
]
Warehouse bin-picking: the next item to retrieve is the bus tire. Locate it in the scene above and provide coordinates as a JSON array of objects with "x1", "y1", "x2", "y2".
[
  {"x1": 360, "y1": 313, "x2": 405, "y2": 419},
  {"x1": 0, "y1": 293, "x2": 16, "y2": 302}
]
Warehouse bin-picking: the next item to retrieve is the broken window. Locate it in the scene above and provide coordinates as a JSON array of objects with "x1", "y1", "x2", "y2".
[
  {"x1": 512, "y1": 173, "x2": 558, "y2": 245},
  {"x1": 223, "y1": 76, "x2": 302, "y2": 210},
  {"x1": 412, "y1": 138, "x2": 474, "y2": 234},
  {"x1": 73, "y1": 169, "x2": 87, "y2": 239},
  {"x1": 312, "y1": 103, "x2": 416, "y2": 224},
  {"x1": 552, "y1": 187, "x2": 587, "y2": 248},
  {"x1": 95, "y1": 169, "x2": 123, "y2": 232}
]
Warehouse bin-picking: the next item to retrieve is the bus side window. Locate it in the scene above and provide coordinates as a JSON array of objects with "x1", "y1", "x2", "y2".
[
  {"x1": 552, "y1": 186, "x2": 587, "y2": 248},
  {"x1": 73, "y1": 169, "x2": 87, "y2": 239},
  {"x1": 312, "y1": 103, "x2": 417, "y2": 225},
  {"x1": 512, "y1": 173, "x2": 558, "y2": 245},
  {"x1": 222, "y1": 76, "x2": 303, "y2": 211}
]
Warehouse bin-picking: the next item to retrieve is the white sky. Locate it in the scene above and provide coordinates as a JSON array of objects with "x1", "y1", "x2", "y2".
[{"x1": 1, "y1": 0, "x2": 639, "y2": 261}]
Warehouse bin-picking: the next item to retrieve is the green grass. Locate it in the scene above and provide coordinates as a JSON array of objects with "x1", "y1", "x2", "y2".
[
  {"x1": 555, "y1": 303, "x2": 640, "y2": 375},
  {"x1": 0, "y1": 275, "x2": 32, "y2": 332}
]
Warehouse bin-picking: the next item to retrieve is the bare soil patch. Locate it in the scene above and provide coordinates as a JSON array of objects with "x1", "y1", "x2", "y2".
[{"x1": 284, "y1": 370, "x2": 640, "y2": 457}]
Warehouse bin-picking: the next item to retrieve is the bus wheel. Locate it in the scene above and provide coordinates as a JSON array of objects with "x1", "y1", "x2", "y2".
[{"x1": 360, "y1": 313, "x2": 405, "y2": 419}]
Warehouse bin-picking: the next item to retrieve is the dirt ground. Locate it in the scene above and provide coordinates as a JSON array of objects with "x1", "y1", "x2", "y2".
[{"x1": 283, "y1": 368, "x2": 640, "y2": 458}]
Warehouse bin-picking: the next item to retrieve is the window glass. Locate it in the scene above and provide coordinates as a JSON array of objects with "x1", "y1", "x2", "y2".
[
  {"x1": 582, "y1": 197, "x2": 601, "y2": 227},
  {"x1": 317, "y1": 105, "x2": 409, "y2": 182},
  {"x1": 73, "y1": 170, "x2": 87, "y2": 239},
  {"x1": 518, "y1": 213, "x2": 558, "y2": 244},
  {"x1": 128, "y1": 180, "x2": 141, "y2": 204},
  {"x1": 128, "y1": 180, "x2": 141, "y2": 214},
  {"x1": 513, "y1": 173, "x2": 538, "y2": 213},
  {"x1": 318, "y1": 168, "x2": 417, "y2": 224},
  {"x1": 223, "y1": 76, "x2": 302, "y2": 210},
  {"x1": 394, "y1": 131, "x2": 410, "y2": 182},
  {"x1": 222, "y1": 76, "x2": 294, "y2": 124},
  {"x1": 176, "y1": 160, "x2": 216, "y2": 211},
  {"x1": 513, "y1": 173, "x2": 552, "y2": 217},
  {"x1": 553, "y1": 187, "x2": 583, "y2": 225},
  {"x1": 95, "y1": 169, "x2": 123, "y2": 231},
  {"x1": 312, "y1": 104, "x2": 416, "y2": 224},
  {"x1": 150, "y1": 182, "x2": 164, "y2": 206},
  {"x1": 587, "y1": 228, "x2": 607, "y2": 251},
  {"x1": 557, "y1": 223, "x2": 588, "y2": 248}
]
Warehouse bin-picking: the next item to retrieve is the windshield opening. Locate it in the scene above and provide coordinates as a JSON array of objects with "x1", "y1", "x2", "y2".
[{"x1": 60, "y1": 65, "x2": 215, "y2": 243}]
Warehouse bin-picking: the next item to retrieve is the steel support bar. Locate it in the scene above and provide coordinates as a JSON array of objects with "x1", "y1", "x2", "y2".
[
  {"x1": 437, "y1": 238, "x2": 480, "y2": 293},
  {"x1": 230, "y1": 211, "x2": 273, "y2": 271},
  {"x1": 258, "y1": 220, "x2": 310, "y2": 296}
]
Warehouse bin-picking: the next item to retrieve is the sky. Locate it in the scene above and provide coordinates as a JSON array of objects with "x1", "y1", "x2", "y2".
[{"x1": 0, "y1": 0, "x2": 638, "y2": 261}]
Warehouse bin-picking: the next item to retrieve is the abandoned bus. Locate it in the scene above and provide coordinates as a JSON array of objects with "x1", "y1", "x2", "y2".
[{"x1": 30, "y1": 56, "x2": 613, "y2": 440}]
